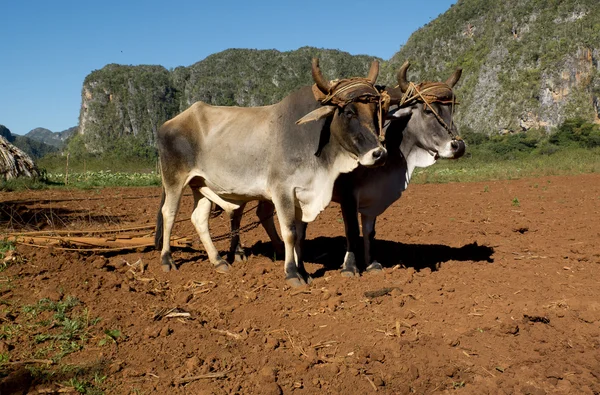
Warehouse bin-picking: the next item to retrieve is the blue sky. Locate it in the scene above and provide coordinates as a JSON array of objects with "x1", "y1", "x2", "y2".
[{"x1": 0, "y1": 0, "x2": 456, "y2": 136}]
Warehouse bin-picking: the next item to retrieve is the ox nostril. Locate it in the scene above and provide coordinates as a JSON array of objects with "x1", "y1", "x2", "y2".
[
  {"x1": 372, "y1": 149, "x2": 383, "y2": 160},
  {"x1": 451, "y1": 140, "x2": 459, "y2": 150}
]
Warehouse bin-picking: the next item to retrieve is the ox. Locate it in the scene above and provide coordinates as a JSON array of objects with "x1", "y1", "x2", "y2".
[
  {"x1": 229, "y1": 61, "x2": 465, "y2": 275},
  {"x1": 154, "y1": 58, "x2": 387, "y2": 287}
]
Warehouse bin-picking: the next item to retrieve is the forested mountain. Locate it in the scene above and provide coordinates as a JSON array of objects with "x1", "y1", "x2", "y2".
[
  {"x1": 78, "y1": 48, "x2": 379, "y2": 153},
  {"x1": 382, "y1": 0, "x2": 600, "y2": 135},
  {"x1": 25, "y1": 127, "x2": 77, "y2": 149},
  {"x1": 76, "y1": 0, "x2": 599, "y2": 154},
  {"x1": 0, "y1": 124, "x2": 58, "y2": 159}
]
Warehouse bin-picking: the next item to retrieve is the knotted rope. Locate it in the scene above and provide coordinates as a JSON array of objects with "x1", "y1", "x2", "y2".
[
  {"x1": 397, "y1": 81, "x2": 460, "y2": 140},
  {"x1": 317, "y1": 79, "x2": 390, "y2": 142}
]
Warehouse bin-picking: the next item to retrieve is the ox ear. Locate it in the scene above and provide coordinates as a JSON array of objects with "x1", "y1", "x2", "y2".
[
  {"x1": 387, "y1": 106, "x2": 413, "y2": 121},
  {"x1": 296, "y1": 106, "x2": 336, "y2": 125}
]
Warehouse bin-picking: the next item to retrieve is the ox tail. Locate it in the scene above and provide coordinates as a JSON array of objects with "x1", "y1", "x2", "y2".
[{"x1": 154, "y1": 188, "x2": 166, "y2": 250}]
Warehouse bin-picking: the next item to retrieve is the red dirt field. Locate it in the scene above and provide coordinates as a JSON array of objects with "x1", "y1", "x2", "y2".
[{"x1": 1, "y1": 173, "x2": 599, "y2": 394}]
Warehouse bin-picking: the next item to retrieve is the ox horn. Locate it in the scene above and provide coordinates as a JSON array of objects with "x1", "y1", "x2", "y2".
[
  {"x1": 366, "y1": 60, "x2": 379, "y2": 85},
  {"x1": 312, "y1": 58, "x2": 331, "y2": 93},
  {"x1": 397, "y1": 61, "x2": 411, "y2": 92},
  {"x1": 445, "y1": 67, "x2": 463, "y2": 88}
]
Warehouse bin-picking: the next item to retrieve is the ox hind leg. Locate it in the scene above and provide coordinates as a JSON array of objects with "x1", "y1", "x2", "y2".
[
  {"x1": 158, "y1": 180, "x2": 187, "y2": 272},
  {"x1": 272, "y1": 195, "x2": 311, "y2": 287},
  {"x1": 228, "y1": 201, "x2": 285, "y2": 262},
  {"x1": 190, "y1": 189, "x2": 231, "y2": 273},
  {"x1": 340, "y1": 195, "x2": 362, "y2": 277},
  {"x1": 361, "y1": 214, "x2": 383, "y2": 272},
  {"x1": 227, "y1": 203, "x2": 248, "y2": 263},
  {"x1": 256, "y1": 201, "x2": 285, "y2": 260}
]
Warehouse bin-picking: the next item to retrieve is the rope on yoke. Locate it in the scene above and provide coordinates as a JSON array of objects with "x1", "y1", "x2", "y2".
[{"x1": 397, "y1": 81, "x2": 460, "y2": 140}]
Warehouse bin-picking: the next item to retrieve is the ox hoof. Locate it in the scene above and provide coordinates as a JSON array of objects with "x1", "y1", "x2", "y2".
[
  {"x1": 366, "y1": 261, "x2": 383, "y2": 273},
  {"x1": 161, "y1": 263, "x2": 178, "y2": 272},
  {"x1": 341, "y1": 268, "x2": 360, "y2": 278},
  {"x1": 286, "y1": 277, "x2": 307, "y2": 288},
  {"x1": 234, "y1": 252, "x2": 248, "y2": 263},
  {"x1": 214, "y1": 260, "x2": 232, "y2": 274}
]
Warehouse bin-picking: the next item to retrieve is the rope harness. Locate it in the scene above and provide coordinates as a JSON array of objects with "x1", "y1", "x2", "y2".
[
  {"x1": 316, "y1": 79, "x2": 390, "y2": 142},
  {"x1": 396, "y1": 81, "x2": 461, "y2": 140}
]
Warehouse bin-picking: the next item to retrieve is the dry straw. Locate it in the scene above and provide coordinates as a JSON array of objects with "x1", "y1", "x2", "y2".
[{"x1": 0, "y1": 135, "x2": 39, "y2": 180}]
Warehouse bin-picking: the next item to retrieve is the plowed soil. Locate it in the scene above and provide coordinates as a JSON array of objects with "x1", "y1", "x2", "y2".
[{"x1": 1, "y1": 174, "x2": 599, "y2": 394}]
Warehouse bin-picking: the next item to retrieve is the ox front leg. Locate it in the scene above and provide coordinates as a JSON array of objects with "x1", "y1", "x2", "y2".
[
  {"x1": 159, "y1": 184, "x2": 185, "y2": 272},
  {"x1": 293, "y1": 218, "x2": 312, "y2": 284},
  {"x1": 191, "y1": 191, "x2": 231, "y2": 273},
  {"x1": 256, "y1": 201, "x2": 285, "y2": 260},
  {"x1": 274, "y1": 197, "x2": 310, "y2": 287},
  {"x1": 340, "y1": 196, "x2": 361, "y2": 277},
  {"x1": 227, "y1": 203, "x2": 248, "y2": 263},
  {"x1": 361, "y1": 214, "x2": 383, "y2": 273}
]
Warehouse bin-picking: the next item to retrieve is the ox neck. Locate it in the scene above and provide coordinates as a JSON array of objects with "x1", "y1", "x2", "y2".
[{"x1": 399, "y1": 134, "x2": 437, "y2": 186}]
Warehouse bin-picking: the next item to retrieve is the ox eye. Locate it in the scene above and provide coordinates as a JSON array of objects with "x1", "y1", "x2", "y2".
[{"x1": 343, "y1": 108, "x2": 357, "y2": 118}]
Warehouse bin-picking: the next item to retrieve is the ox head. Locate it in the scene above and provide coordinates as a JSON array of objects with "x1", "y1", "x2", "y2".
[
  {"x1": 386, "y1": 61, "x2": 465, "y2": 166},
  {"x1": 296, "y1": 58, "x2": 387, "y2": 167}
]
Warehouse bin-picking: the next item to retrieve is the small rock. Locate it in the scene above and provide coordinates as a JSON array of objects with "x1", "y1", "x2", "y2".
[
  {"x1": 177, "y1": 293, "x2": 193, "y2": 305},
  {"x1": 448, "y1": 338, "x2": 460, "y2": 347},
  {"x1": 521, "y1": 384, "x2": 546, "y2": 395},
  {"x1": 259, "y1": 366, "x2": 276, "y2": 383},
  {"x1": 0, "y1": 340, "x2": 11, "y2": 354},
  {"x1": 373, "y1": 376, "x2": 385, "y2": 387},
  {"x1": 262, "y1": 383, "x2": 282, "y2": 395},
  {"x1": 445, "y1": 366, "x2": 458, "y2": 377},
  {"x1": 37, "y1": 288, "x2": 62, "y2": 301},
  {"x1": 109, "y1": 361, "x2": 124, "y2": 374},
  {"x1": 546, "y1": 367, "x2": 563, "y2": 380},
  {"x1": 159, "y1": 326, "x2": 172, "y2": 337},
  {"x1": 92, "y1": 257, "x2": 109, "y2": 269},
  {"x1": 122, "y1": 368, "x2": 143, "y2": 378},
  {"x1": 327, "y1": 363, "x2": 340, "y2": 375},
  {"x1": 501, "y1": 323, "x2": 520, "y2": 335},
  {"x1": 143, "y1": 326, "x2": 161, "y2": 339},
  {"x1": 264, "y1": 337, "x2": 279, "y2": 350},
  {"x1": 409, "y1": 364, "x2": 419, "y2": 380},
  {"x1": 185, "y1": 356, "x2": 201, "y2": 373}
]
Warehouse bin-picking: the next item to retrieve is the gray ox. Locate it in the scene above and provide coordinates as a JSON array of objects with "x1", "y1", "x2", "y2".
[
  {"x1": 154, "y1": 58, "x2": 387, "y2": 287},
  {"x1": 230, "y1": 61, "x2": 465, "y2": 275}
]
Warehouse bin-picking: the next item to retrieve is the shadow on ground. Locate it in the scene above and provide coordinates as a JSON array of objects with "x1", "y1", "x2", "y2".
[{"x1": 250, "y1": 236, "x2": 494, "y2": 278}]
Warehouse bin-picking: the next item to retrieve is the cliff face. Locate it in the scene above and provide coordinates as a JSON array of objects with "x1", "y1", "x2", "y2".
[
  {"x1": 77, "y1": 0, "x2": 600, "y2": 152},
  {"x1": 79, "y1": 65, "x2": 179, "y2": 153},
  {"x1": 77, "y1": 48, "x2": 379, "y2": 152},
  {"x1": 381, "y1": 0, "x2": 600, "y2": 134}
]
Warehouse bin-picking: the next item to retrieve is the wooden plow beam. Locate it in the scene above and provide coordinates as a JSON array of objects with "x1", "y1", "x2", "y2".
[{"x1": 6, "y1": 232, "x2": 193, "y2": 253}]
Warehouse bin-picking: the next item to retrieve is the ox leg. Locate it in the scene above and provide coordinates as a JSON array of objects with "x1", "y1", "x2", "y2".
[
  {"x1": 190, "y1": 190, "x2": 231, "y2": 273},
  {"x1": 159, "y1": 183, "x2": 186, "y2": 272},
  {"x1": 340, "y1": 197, "x2": 361, "y2": 277},
  {"x1": 256, "y1": 201, "x2": 285, "y2": 260},
  {"x1": 273, "y1": 196, "x2": 310, "y2": 287},
  {"x1": 362, "y1": 214, "x2": 382, "y2": 272},
  {"x1": 293, "y1": 217, "x2": 312, "y2": 284},
  {"x1": 228, "y1": 203, "x2": 248, "y2": 263}
]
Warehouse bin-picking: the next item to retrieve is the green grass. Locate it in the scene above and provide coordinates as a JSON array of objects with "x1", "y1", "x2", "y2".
[
  {"x1": 0, "y1": 240, "x2": 17, "y2": 272},
  {"x1": 412, "y1": 146, "x2": 600, "y2": 184},
  {"x1": 21, "y1": 296, "x2": 101, "y2": 362}
]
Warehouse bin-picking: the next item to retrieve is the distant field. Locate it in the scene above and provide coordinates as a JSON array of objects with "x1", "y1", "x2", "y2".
[
  {"x1": 2, "y1": 146, "x2": 599, "y2": 191},
  {"x1": 412, "y1": 146, "x2": 600, "y2": 184}
]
